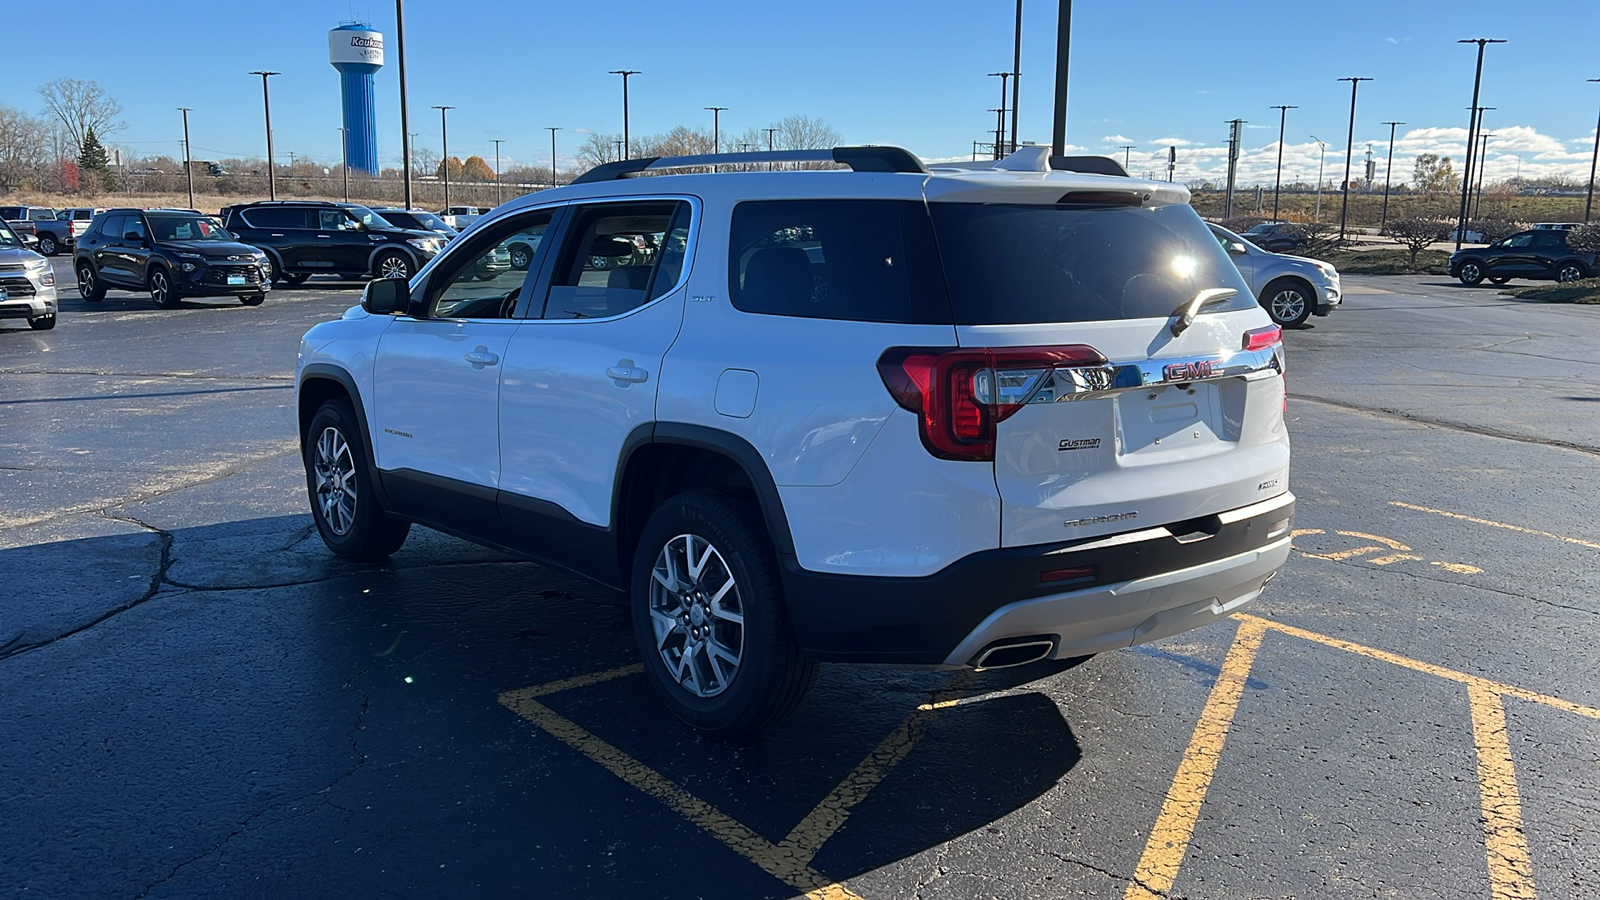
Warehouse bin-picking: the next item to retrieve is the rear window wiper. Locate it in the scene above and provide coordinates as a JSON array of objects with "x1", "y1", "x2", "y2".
[{"x1": 1170, "y1": 288, "x2": 1238, "y2": 336}]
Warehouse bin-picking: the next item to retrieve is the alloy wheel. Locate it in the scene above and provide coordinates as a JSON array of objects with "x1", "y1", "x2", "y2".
[
  {"x1": 380, "y1": 255, "x2": 410, "y2": 279},
  {"x1": 313, "y1": 426, "x2": 358, "y2": 536},
  {"x1": 648, "y1": 533, "x2": 746, "y2": 698},
  {"x1": 511, "y1": 247, "x2": 530, "y2": 269},
  {"x1": 1461, "y1": 263, "x2": 1482, "y2": 284},
  {"x1": 77, "y1": 267, "x2": 94, "y2": 297},
  {"x1": 151, "y1": 271, "x2": 171, "y2": 306},
  {"x1": 1270, "y1": 289, "x2": 1306, "y2": 323},
  {"x1": 1558, "y1": 264, "x2": 1584, "y2": 283}
]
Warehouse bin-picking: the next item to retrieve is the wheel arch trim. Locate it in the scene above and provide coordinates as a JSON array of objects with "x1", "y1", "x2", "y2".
[{"x1": 298, "y1": 363, "x2": 390, "y2": 508}]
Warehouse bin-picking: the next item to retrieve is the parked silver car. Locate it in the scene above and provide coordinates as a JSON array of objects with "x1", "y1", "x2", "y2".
[{"x1": 1208, "y1": 223, "x2": 1341, "y2": 328}]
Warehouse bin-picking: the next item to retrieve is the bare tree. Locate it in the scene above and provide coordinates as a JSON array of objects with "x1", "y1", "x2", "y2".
[
  {"x1": 774, "y1": 114, "x2": 840, "y2": 150},
  {"x1": 1383, "y1": 217, "x2": 1452, "y2": 268},
  {"x1": 0, "y1": 105, "x2": 51, "y2": 190},
  {"x1": 577, "y1": 132, "x2": 621, "y2": 169},
  {"x1": 37, "y1": 79, "x2": 125, "y2": 152},
  {"x1": 411, "y1": 146, "x2": 440, "y2": 179}
]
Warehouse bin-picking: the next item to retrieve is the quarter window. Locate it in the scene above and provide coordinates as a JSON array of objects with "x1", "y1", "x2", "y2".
[{"x1": 539, "y1": 201, "x2": 687, "y2": 320}]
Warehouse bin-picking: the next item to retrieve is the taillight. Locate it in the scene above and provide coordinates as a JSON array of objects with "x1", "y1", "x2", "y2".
[
  {"x1": 1242, "y1": 325, "x2": 1281, "y2": 351},
  {"x1": 877, "y1": 345, "x2": 1107, "y2": 461}
]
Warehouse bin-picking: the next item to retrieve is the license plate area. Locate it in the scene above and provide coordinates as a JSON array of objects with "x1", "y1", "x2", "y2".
[
  {"x1": 227, "y1": 275, "x2": 247, "y2": 285},
  {"x1": 1116, "y1": 381, "x2": 1240, "y2": 457}
]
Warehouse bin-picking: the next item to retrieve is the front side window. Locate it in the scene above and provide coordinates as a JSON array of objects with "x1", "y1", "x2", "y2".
[
  {"x1": 1498, "y1": 233, "x2": 1534, "y2": 249},
  {"x1": 540, "y1": 201, "x2": 687, "y2": 320},
  {"x1": 319, "y1": 209, "x2": 359, "y2": 231},
  {"x1": 341, "y1": 205, "x2": 391, "y2": 228},
  {"x1": 121, "y1": 216, "x2": 148, "y2": 242},
  {"x1": 424, "y1": 209, "x2": 556, "y2": 320}
]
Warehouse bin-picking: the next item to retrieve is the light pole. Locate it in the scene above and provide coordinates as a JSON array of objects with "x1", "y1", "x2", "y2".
[
  {"x1": 1379, "y1": 121, "x2": 1403, "y2": 231},
  {"x1": 1050, "y1": 0, "x2": 1072, "y2": 156},
  {"x1": 177, "y1": 107, "x2": 194, "y2": 211},
  {"x1": 1010, "y1": 0, "x2": 1022, "y2": 153},
  {"x1": 395, "y1": 0, "x2": 414, "y2": 208},
  {"x1": 1586, "y1": 79, "x2": 1600, "y2": 222},
  {"x1": 1473, "y1": 132, "x2": 1495, "y2": 221},
  {"x1": 988, "y1": 72, "x2": 1010, "y2": 158},
  {"x1": 339, "y1": 126, "x2": 349, "y2": 202},
  {"x1": 764, "y1": 126, "x2": 779, "y2": 171},
  {"x1": 432, "y1": 105, "x2": 453, "y2": 209},
  {"x1": 609, "y1": 70, "x2": 639, "y2": 159},
  {"x1": 248, "y1": 71, "x2": 279, "y2": 200},
  {"x1": 546, "y1": 127, "x2": 560, "y2": 187},
  {"x1": 1454, "y1": 38, "x2": 1506, "y2": 251},
  {"x1": 1119, "y1": 144, "x2": 1135, "y2": 169},
  {"x1": 990, "y1": 109, "x2": 1006, "y2": 160},
  {"x1": 1310, "y1": 135, "x2": 1327, "y2": 220},
  {"x1": 1337, "y1": 76, "x2": 1373, "y2": 242},
  {"x1": 705, "y1": 107, "x2": 727, "y2": 153},
  {"x1": 491, "y1": 139, "x2": 504, "y2": 205},
  {"x1": 1270, "y1": 105, "x2": 1296, "y2": 221}
]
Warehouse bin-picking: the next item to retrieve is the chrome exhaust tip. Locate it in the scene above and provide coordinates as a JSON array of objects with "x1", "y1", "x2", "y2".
[{"x1": 971, "y1": 636, "x2": 1057, "y2": 670}]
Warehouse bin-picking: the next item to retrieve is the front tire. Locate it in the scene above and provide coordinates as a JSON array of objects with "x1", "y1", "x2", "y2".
[
  {"x1": 283, "y1": 272, "x2": 311, "y2": 286},
  {"x1": 1459, "y1": 261, "x2": 1486, "y2": 286},
  {"x1": 76, "y1": 262, "x2": 105, "y2": 301},
  {"x1": 28, "y1": 313, "x2": 56, "y2": 330},
  {"x1": 1262, "y1": 278, "x2": 1313, "y2": 328},
  {"x1": 1489, "y1": 276, "x2": 1510, "y2": 285},
  {"x1": 149, "y1": 268, "x2": 180, "y2": 309},
  {"x1": 304, "y1": 399, "x2": 410, "y2": 561},
  {"x1": 374, "y1": 250, "x2": 412, "y2": 280},
  {"x1": 1557, "y1": 262, "x2": 1588, "y2": 284},
  {"x1": 631, "y1": 491, "x2": 815, "y2": 737},
  {"x1": 509, "y1": 243, "x2": 533, "y2": 270}
]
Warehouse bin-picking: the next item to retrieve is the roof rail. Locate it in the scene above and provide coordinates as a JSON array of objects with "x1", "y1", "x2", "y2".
[{"x1": 570, "y1": 145, "x2": 928, "y2": 185}]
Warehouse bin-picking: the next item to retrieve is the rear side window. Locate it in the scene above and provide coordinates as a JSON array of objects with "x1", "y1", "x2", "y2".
[
  {"x1": 242, "y1": 207, "x2": 310, "y2": 229},
  {"x1": 928, "y1": 202, "x2": 1255, "y2": 325},
  {"x1": 728, "y1": 200, "x2": 948, "y2": 324},
  {"x1": 97, "y1": 214, "x2": 126, "y2": 237}
]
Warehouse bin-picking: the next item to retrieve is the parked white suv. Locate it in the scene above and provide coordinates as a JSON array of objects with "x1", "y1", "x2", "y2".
[
  {"x1": 0, "y1": 219, "x2": 58, "y2": 330},
  {"x1": 296, "y1": 145, "x2": 1295, "y2": 735},
  {"x1": 1207, "y1": 223, "x2": 1341, "y2": 328}
]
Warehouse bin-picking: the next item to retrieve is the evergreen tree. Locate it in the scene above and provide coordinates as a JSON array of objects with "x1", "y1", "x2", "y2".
[{"x1": 77, "y1": 126, "x2": 112, "y2": 190}]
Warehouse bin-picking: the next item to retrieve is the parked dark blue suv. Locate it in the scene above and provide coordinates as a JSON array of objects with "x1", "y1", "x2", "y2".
[
  {"x1": 1449, "y1": 229, "x2": 1595, "y2": 286},
  {"x1": 74, "y1": 209, "x2": 271, "y2": 308},
  {"x1": 220, "y1": 201, "x2": 444, "y2": 284}
]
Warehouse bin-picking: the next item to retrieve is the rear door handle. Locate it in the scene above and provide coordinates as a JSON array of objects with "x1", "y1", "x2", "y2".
[
  {"x1": 605, "y1": 365, "x2": 648, "y2": 384},
  {"x1": 464, "y1": 347, "x2": 500, "y2": 367}
]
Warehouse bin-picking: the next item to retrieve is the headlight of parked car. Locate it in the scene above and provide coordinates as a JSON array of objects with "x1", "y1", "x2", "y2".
[
  {"x1": 25, "y1": 257, "x2": 54, "y2": 286},
  {"x1": 406, "y1": 237, "x2": 440, "y2": 253}
]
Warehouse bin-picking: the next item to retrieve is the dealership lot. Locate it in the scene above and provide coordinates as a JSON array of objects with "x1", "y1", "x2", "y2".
[{"x1": 3, "y1": 260, "x2": 1598, "y2": 898}]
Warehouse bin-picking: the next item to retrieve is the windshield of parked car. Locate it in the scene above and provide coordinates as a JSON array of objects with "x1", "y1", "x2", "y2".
[
  {"x1": 148, "y1": 214, "x2": 236, "y2": 242},
  {"x1": 1208, "y1": 223, "x2": 1264, "y2": 254},
  {"x1": 1242, "y1": 223, "x2": 1277, "y2": 235},
  {"x1": 409, "y1": 211, "x2": 453, "y2": 232},
  {"x1": 342, "y1": 205, "x2": 394, "y2": 229},
  {"x1": 0, "y1": 221, "x2": 21, "y2": 248}
]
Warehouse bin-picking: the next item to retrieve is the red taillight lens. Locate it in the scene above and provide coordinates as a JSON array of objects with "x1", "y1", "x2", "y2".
[
  {"x1": 878, "y1": 345, "x2": 1107, "y2": 462},
  {"x1": 1242, "y1": 325, "x2": 1282, "y2": 352}
]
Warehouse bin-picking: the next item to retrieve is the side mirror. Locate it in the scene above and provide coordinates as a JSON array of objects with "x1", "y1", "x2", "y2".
[
  {"x1": 124, "y1": 232, "x2": 146, "y2": 243},
  {"x1": 362, "y1": 277, "x2": 408, "y2": 315},
  {"x1": 1227, "y1": 241, "x2": 1248, "y2": 255},
  {"x1": 21, "y1": 234, "x2": 39, "y2": 248}
]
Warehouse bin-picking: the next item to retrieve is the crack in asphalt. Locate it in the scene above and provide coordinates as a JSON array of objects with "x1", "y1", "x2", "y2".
[
  {"x1": 1039, "y1": 849, "x2": 1185, "y2": 899},
  {"x1": 1294, "y1": 394, "x2": 1600, "y2": 456},
  {"x1": 0, "y1": 369, "x2": 293, "y2": 381},
  {"x1": 1302, "y1": 551, "x2": 1599, "y2": 618}
]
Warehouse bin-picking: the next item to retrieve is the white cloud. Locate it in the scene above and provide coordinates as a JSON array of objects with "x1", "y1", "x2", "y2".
[
  {"x1": 1385, "y1": 37, "x2": 1398, "y2": 44},
  {"x1": 1102, "y1": 134, "x2": 1133, "y2": 145}
]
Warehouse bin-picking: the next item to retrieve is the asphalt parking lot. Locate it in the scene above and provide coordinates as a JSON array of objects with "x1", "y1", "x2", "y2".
[{"x1": 3, "y1": 258, "x2": 1598, "y2": 899}]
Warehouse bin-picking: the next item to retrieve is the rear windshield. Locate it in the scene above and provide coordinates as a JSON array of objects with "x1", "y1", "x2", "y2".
[{"x1": 928, "y1": 202, "x2": 1254, "y2": 325}]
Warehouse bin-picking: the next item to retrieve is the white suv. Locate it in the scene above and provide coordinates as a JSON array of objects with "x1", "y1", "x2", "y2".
[{"x1": 296, "y1": 145, "x2": 1295, "y2": 736}]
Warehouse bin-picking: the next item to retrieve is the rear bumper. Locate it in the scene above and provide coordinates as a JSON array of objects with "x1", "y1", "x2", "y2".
[{"x1": 780, "y1": 493, "x2": 1295, "y2": 666}]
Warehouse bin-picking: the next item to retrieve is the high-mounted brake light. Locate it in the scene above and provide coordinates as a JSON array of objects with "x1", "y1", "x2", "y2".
[
  {"x1": 1242, "y1": 325, "x2": 1282, "y2": 352},
  {"x1": 877, "y1": 345, "x2": 1107, "y2": 461}
]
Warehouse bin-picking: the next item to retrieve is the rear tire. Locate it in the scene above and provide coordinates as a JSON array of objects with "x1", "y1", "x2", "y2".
[
  {"x1": 1261, "y1": 278, "x2": 1313, "y2": 328},
  {"x1": 1557, "y1": 261, "x2": 1588, "y2": 283},
  {"x1": 149, "y1": 268, "x2": 180, "y2": 309},
  {"x1": 76, "y1": 262, "x2": 105, "y2": 301},
  {"x1": 631, "y1": 490, "x2": 816, "y2": 737},
  {"x1": 38, "y1": 235, "x2": 58, "y2": 256},
  {"x1": 1458, "y1": 262, "x2": 1486, "y2": 286},
  {"x1": 28, "y1": 313, "x2": 56, "y2": 330},
  {"x1": 304, "y1": 399, "x2": 410, "y2": 561}
]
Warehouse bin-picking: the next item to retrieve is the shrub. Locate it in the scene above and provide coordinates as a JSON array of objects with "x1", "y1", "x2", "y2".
[
  {"x1": 1569, "y1": 223, "x2": 1600, "y2": 255},
  {"x1": 1383, "y1": 217, "x2": 1453, "y2": 267}
]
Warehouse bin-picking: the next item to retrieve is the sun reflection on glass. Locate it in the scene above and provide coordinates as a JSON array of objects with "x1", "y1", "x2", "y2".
[{"x1": 1171, "y1": 255, "x2": 1199, "y2": 278}]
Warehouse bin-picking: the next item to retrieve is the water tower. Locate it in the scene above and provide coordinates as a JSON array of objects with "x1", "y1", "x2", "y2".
[{"x1": 329, "y1": 23, "x2": 383, "y2": 176}]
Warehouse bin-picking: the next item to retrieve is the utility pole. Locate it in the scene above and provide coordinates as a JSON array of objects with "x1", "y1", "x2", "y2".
[
  {"x1": 1473, "y1": 132, "x2": 1495, "y2": 221},
  {"x1": 432, "y1": 105, "x2": 453, "y2": 209},
  {"x1": 1050, "y1": 0, "x2": 1072, "y2": 156},
  {"x1": 339, "y1": 126, "x2": 349, "y2": 202},
  {"x1": 1167, "y1": 146, "x2": 1176, "y2": 182},
  {"x1": 1310, "y1": 135, "x2": 1327, "y2": 220},
  {"x1": 395, "y1": 0, "x2": 413, "y2": 209},
  {"x1": 764, "y1": 126, "x2": 779, "y2": 171},
  {"x1": 988, "y1": 72, "x2": 1010, "y2": 158},
  {"x1": 1380, "y1": 121, "x2": 1403, "y2": 231},
  {"x1": 1336, "y1": 76, "x2": 1372, "y2": 242},
  {"x1": 990, "y1": 109, "x2": 1006, "y2": 161},
  {"x1": 248, "y1": 71, "x2": 279, "y2": 200},
  {"x1": 1454, "y1": 38, "x2": 1506, "y2": 250},
  {"x1": 609, "y1": 70, "x2": 639, "y2": 160},
  {"x1": 1119, "y1": 144, "x2": 1135, "y2": 169},
  {"x1": 1010, "y1": 0, "x2": 1022, "y2": 153},
  {"x1": 613, "y1": 139, "x2": 624, "y2": 161},
  {"x1": 177, "y1": 107, "x2": 194, "y2": 211},
  {"x1": 1588, "y1": 79, "x2": 1600, "y2": 222},
  {"x1": 546, "y1": 127, "x2": 560, "y2": 187},
  {"x1": 705, "y1": 107, "x2": 727, "y2": 153},
  {"x1": 491, "y1": 139, "x2": 504, "y2": 205},
  {"x1": 1224, "y1": 119, "x2": 1244, "y2": 218},
  {"x1": 1270, "y1": 105, "x2": 1296, "y2": 221}
]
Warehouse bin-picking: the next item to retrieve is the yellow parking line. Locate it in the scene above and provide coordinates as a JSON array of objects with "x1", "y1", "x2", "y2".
[
  {"x1": 1467, "y1": 683, "x2": 1538, "y2": 900},
  {"x1": 1123, "y1": 618, "x2": 1268, "y2": 899},
  {"x1": 1390, "y1": 501, "x2": 1600, "y2": 551},
  {"x1": 499, "y1": 691, "x2": 863, "y2": 900},
  {"x1": 497, "y1": 663, "x2": 643, "y2": 704},
  {"x1": 1236, "y1": 614, "x2": 1600, "y2": 720}
]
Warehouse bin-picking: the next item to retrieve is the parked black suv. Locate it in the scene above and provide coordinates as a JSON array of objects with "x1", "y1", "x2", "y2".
[
  {"x1": 74, "y1": 209, "x2": 271, "y2": 308},
  {"x1": 1238, "y1": 221, "x2": 1308, "y2": 254},
  {"x1": 1449, "y1": 229, "x2": 1597, "y2": 286},
  {"x1": 370, "y1": 207, "x2": 458, "y2": 240},
  {"x1": 220, "y1": 201, "x2": 444, "y2": 284}
]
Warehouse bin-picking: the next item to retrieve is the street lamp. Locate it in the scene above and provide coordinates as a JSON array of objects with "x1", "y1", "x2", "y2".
[
  {"x1": 1454, "y1": 38, "x2": 1507, "y2": 250},
  {"x1": 546, "y1": 127, "x2": 560, "y2": 187},
  {"x1": 395, "y1": 0, "x2": 414, "y2": 208},
  {"x1": 338, "y1": 126, "x2": 349, "y2": 202},
  {"x1": 988, "y1": 72, "x2": 1010, "y2": 159},
  {"x1": 990, "y1": 109, "x2": 1005, "y2": 160},
  {"x1": 705, "y1": 106, "x2": 727, "y2": 154},
  {"x1": 764, "y1": 126, "x2": 779, "y2": 171},
  {"x1": 432, "y1": 106, "x2": 453, "y2": 209},
  {"x1": 248, "y1": 71, "x2": 279, "y2": 200},
  {"x1": 1050, "y1": 0, "x2": 1073, "y2": 156},
  {"x1": 177, "y1": 107, "x2": 194, "y2": 211},
  {"x1": 609, "y1": 70, "x2": 639, "y2": 160},
  {"x1": 1586, "y1": 79, "x2": 1600, "y2": 223},
  {"x1": 491, "y1": 138, "x2": 504, "y2": 205},
  {"x1": 1009, "y1": 0, "x2": 1022, "y2": 153},
  {"x1": 1270, "y1": 105, "x2": 1296, "y2": 222},
  {"x1": 1337, "y1": 76, "x2": 1373, "y2": 242},
  {"x1": 1119, "y1": 144, "x2": 1135, "y2": 169},
  {"x1": 1379, "y1": 121, "x2": 1403, "y2": 231},
  {"x1": 1310, "y1": 135, "x2": 1327, "y2": 220}
]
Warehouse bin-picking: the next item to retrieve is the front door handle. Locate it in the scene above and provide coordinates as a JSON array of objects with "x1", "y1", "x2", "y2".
[
  {"x1": 605, "y1": 365, "x2": 648, "y2": 384},
  {"x1": 464, "y1": 347, "x2": 500, "y2": 367}
]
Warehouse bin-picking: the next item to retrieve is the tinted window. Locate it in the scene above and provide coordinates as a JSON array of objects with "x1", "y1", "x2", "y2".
[
  {"x1": 379, "y1": 211, "x2": 418, "y2": 229},
  {"x1": 540, "y1": 201, "x2": 685, "y2": 320},
  {"x1": 1530, "y1": 231, "x2": 1563, "y2": 248},
  {"x1": 928, "y1": 202, "x2": 1255, "y2": 325},
  {"x1": 319, "y1": 209, "x2": 359, "y2": 231},
  {"x1": 121, "y1": 216, "x2": 148, "y2": 241},
  {"x1": 97, "y1": 215, "x2": 126, "y2": 237},
  {"x1": 1500, "y1": 233, "x2": 1534, "y2": 249},
  {"x1": 242, "y1": 207, "x2": 311, "y2": 229},
  {"x1": 728, "y1": 200, "x2": 947, "y2": 324}
]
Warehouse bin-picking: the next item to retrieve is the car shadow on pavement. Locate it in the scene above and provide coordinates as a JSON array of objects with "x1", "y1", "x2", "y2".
[{"x1": 1, "y1": 513, "x2": 1084, "y2": 898}]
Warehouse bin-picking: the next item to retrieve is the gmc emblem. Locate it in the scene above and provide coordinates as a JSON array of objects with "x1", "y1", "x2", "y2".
[{"x1": 1163, "y1": 360, "x2": 1217, "y2": 382}]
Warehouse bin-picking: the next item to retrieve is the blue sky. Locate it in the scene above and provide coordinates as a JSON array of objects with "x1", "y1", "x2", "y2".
[{"x1": 5, "y1": 0, "x2": 1597, "y2": 186}]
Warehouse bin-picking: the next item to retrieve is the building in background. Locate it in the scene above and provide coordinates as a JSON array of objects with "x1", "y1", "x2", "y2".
[{"x1": 329, "y1": 23, "x2": 383, "y2": 176}]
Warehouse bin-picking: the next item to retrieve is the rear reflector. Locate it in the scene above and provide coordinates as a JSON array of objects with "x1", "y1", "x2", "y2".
[
  {"x1": 878, "y1": 345, "x2": 1107, "y2": 461},
  {"x1": 1040, "y1": 565, "x2": 1096, "y2": 584},
  {"x1": 1243, "y1": 325, "x2": 1282, "y2": 352}
]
